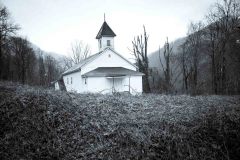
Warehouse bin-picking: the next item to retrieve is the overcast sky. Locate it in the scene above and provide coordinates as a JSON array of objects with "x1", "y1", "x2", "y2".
[{"x1": 2, "y1": 0, "x2": 216, "y2": 58}]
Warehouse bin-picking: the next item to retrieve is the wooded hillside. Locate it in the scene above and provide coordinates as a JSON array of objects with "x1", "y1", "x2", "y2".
[
  {"x1": 0, "y1": 5, "x2": 66, "y2": 86},
  {"x1": 148, "y1": 0, "x2": 240, "y2": 95}
]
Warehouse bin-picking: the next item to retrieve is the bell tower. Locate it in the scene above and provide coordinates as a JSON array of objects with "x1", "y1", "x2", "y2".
[{"x1": 96, "y1": 17, "x2": 116, "y2": 51}]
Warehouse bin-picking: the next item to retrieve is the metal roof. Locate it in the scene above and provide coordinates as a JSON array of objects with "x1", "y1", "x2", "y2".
[
  {"x1": 82, "y1": 67, "x2": 144, "y2": 77},
  {"x1": 62, "y1": 47, "x2": 138, "y2": 76},
  {"x1": 62, "y1": 51, "x2": 102, "y2": 76},
  {"x1": 96, "y1": 21, "x2": 116, "y2": 39}
]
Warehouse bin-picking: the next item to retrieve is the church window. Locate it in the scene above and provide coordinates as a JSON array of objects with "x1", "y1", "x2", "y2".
[
  {"x1": 71, "y1": 77, "x2": 73, "y2": 84},
  {"x1": 107, "y1": 40, "x2": 111, "y2": 46},
  {"x1": 99, "y1": 40, "x2": 102, "y2": 48},
  {"x1": 67, "y1": 78, "x2": 69, "y2": 84}
]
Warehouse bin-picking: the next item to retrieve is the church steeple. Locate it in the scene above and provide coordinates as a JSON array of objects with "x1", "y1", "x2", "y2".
[{"x1": 96, "y1": 18, "x2": 116, "y2": 51}]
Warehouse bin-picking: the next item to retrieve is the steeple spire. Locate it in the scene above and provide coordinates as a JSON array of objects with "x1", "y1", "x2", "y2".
[
  {"x1": 96, "y1": 17, "x2": 116, "y2": 51},
  {"x1": 96, "y1": 20, "x2": 116, "y2": 39}
]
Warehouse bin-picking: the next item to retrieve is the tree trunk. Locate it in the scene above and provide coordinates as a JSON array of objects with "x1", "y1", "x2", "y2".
[
  {"x1": 143, "y1": 68, "x2": 151, "y2": 93},
  {"x1": 0, "y1": 35, "x2": 2, "y2": 79}
]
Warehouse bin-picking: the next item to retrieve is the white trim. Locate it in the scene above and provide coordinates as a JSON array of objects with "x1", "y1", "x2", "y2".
[{"x1": 106, "y1": 76, "x2": 126, "y2": 79}]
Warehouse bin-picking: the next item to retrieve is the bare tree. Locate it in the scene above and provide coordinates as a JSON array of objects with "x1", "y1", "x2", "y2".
[
  {"x1": 25, "y1": 47, "x2": 37, "y2": 84},
  {"x1": 45, "y1": 55, "x2": 60, "y2": 85},
  {"x1": 186, "y1": 22, "x2": 204, "y2": 95},
  {"x1": 11, "y1": 37, "x2": 33, "y2": 84},
  {"x1": 63, "y1": 56, "x2": 73, "y2": 70},
  {"x1": 159, "y1": 37, "x2": 173, "y2": 93},
  {"x1": 178, "y1": 43, "x2": 191, "y2": 93},
  {"x1": 37, "y1": 49, "x2": 46, "y2": 85},
  {"x1": 69, "y1": 41, "x2": 90, "y2": 64},
  {"x1": 131, "y1": 25, "x2": 151, "y2": 93},
  {"x1": 0, "y1": 5, "x2": 19, "y2": 79},
  {"x1": 206, "y1": 0, "x2": 240, "y2": 94}
]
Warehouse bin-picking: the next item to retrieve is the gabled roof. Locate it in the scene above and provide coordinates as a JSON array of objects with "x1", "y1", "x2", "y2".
[
  {"x1": 62, "y1": 51, "x2": 103, "y2": 76},
  {"x1": 82, "y1": 67, "x2": 144, "y2": 77},
  {"x1": 62, "y1": 47, "x2": 137, "y2": 76},
  {"x1": 96, "y1": 21, "x2": 116, "y2": 39}
]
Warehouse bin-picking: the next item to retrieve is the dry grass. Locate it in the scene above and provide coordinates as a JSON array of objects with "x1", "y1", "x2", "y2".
[{"x1": 0, "y1": 81, "x2": 240, "y2": 159}]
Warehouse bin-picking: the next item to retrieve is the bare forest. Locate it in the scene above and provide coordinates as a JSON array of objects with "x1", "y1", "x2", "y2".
[
  {"x1": 0, "y1": 5, "x2": 73, "y2": 87},
  {"x1": 148, "y1": 0, "x2": 240, "y2": 95}
]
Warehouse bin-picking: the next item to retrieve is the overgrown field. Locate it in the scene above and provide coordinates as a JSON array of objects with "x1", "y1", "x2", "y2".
[{"x1": 0, "y1": 81, "x2": 240, "y2": 160}]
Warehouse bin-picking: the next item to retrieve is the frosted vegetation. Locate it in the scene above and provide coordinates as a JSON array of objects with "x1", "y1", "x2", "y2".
[{"x1": 1, "y1": 81, "x2": 240, "y2": 159}]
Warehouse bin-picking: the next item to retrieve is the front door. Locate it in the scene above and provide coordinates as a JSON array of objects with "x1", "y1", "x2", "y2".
[{"x1": 113, "y1": 77, "x2": 123, "y2": 92}]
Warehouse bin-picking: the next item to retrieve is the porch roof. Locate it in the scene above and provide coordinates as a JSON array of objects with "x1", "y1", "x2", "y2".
[{"x1": 82, "y1": 67, "x2": 144, "y2": 77}]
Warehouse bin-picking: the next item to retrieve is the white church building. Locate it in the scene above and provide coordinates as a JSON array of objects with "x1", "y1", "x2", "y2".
[{"x1": 55, "y1": 20, "x2": 144, "y2": 94}]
